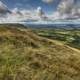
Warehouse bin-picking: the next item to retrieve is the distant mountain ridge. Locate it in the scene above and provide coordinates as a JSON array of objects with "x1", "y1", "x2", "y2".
[{"x1": 24, "y1": 23, "x2": 80, "y2": 29}]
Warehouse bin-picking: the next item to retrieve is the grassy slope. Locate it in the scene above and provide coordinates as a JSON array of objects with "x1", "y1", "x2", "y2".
[{"x1": 0, "y1": 24, "x2": 80, "y2": 80}]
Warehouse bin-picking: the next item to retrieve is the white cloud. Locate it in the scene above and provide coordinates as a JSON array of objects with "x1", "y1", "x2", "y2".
[
  {"x1": 58, "y1": 0, "x2": 74, "y2": 14},
  {"x1": 36, "y1": 7, "x2": 45, "y2": 19},
  {"x1": 42, "y1": 0, "x2": 53, "y2": 4},
  {"x1": 12, "y1": 8, "x2": 23, "y2": 16},
  {"x1": 0, "y1": 8, "x2": 39, "y2": 23},
  {"x1": 0, "y1": 1, "x2": 41, "y2": 22},
  {"x1": 52, "y1": 0, "x2": 80, "y2": 19},
  {"x1": 0, "y1": 0, "x2": 80, "y2": 23},
  {"x1": 36, "y1": 7, "x2": 48, "y2": 20}
]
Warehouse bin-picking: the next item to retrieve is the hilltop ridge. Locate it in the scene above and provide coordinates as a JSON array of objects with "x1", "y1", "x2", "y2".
[{"x1": 0, "y1": 24, "x2": 80, "y2": 80}]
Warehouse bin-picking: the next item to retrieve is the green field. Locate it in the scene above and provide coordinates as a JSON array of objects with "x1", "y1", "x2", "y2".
[{"x1": 33, "y1": 28, "x2": 80, "y2": 50}]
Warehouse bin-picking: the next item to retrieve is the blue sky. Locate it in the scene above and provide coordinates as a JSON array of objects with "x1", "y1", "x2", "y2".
[
  {"x1": 0, "y1": 0, "x2": 61, "y2": 14},
  {"x1": 0, "y1": 0, "x2": 80, "y2": 14}
]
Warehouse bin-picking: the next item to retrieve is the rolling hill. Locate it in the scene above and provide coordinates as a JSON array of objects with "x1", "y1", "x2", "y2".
[{"x1": 0, "y1": 24, "x2": 80, "y2": 80}]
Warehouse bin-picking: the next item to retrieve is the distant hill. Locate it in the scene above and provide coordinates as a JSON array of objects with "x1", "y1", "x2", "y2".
[
  {"x1": 0, "y1": 24, "x2": 80, "y2": 80},
  {"x1": 24, "y1": 23, "x2": 80, "y2": 29}
]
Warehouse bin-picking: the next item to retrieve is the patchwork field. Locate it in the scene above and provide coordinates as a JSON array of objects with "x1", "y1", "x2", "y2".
[{"x1": 33, "y1": 28, "x2": 80, "y2": 50}]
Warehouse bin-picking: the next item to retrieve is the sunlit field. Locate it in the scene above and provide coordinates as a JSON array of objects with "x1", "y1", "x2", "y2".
[{"x1": 33, "y1": 28, "x2": 80, "y2": 50}]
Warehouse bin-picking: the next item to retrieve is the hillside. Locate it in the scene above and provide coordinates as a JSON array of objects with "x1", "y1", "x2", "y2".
[{"x1": 0, "y1": 24, "x2": 80, "y2": 80}]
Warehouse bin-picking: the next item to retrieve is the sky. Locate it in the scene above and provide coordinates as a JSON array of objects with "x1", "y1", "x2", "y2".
[
  {"x1": 1, "y1": 0, "x2": 79, "y2": 12},
  {"x1": 0, "y1": 0, "x2": 80, "y2": 23},
  {"x1": 0, "y1": 0, "x2": 60, "y2": 13}
]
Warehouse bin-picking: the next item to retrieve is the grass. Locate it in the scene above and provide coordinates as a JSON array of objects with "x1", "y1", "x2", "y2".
[{"x1": 0, "y1": 24, "x2": 80, "y2": 80}]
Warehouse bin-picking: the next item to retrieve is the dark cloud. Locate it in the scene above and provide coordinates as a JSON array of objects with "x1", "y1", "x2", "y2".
[{"x1": 0, "y1": 1, "x2": 11, "y2": 15}]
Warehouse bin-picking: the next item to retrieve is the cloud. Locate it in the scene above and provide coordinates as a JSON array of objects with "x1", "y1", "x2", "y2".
[
  {"x1": 36, "y1": 7, "x2": 45, "y2": 19},
  {"x1": 36, "y1": 7, "x2": 48, "y2": 20},
  {"x1": 12, "y1": 8, "x2": 23, "y2": 16},
  {"x1": 58, "y1": 0, "x2": 74, "y2": 15},
  {"x1": 52, "y1": 0, "x2": 80, "y2": 19},
  {"x1": 0, "y1": 1, "x2": 31, "y2": 23},
  {"x1": 42, "y1": 0, "x2": 53, "y2": 4},
  {"x1": 0, "y1": 7, "x2": 39, "y2": 23},
  {"x1": 0, "y1": 1, "x2": 11, "y2": 15},
  {"x1": 0, "y1": 1, "x2": 42, "y2": 22}
]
